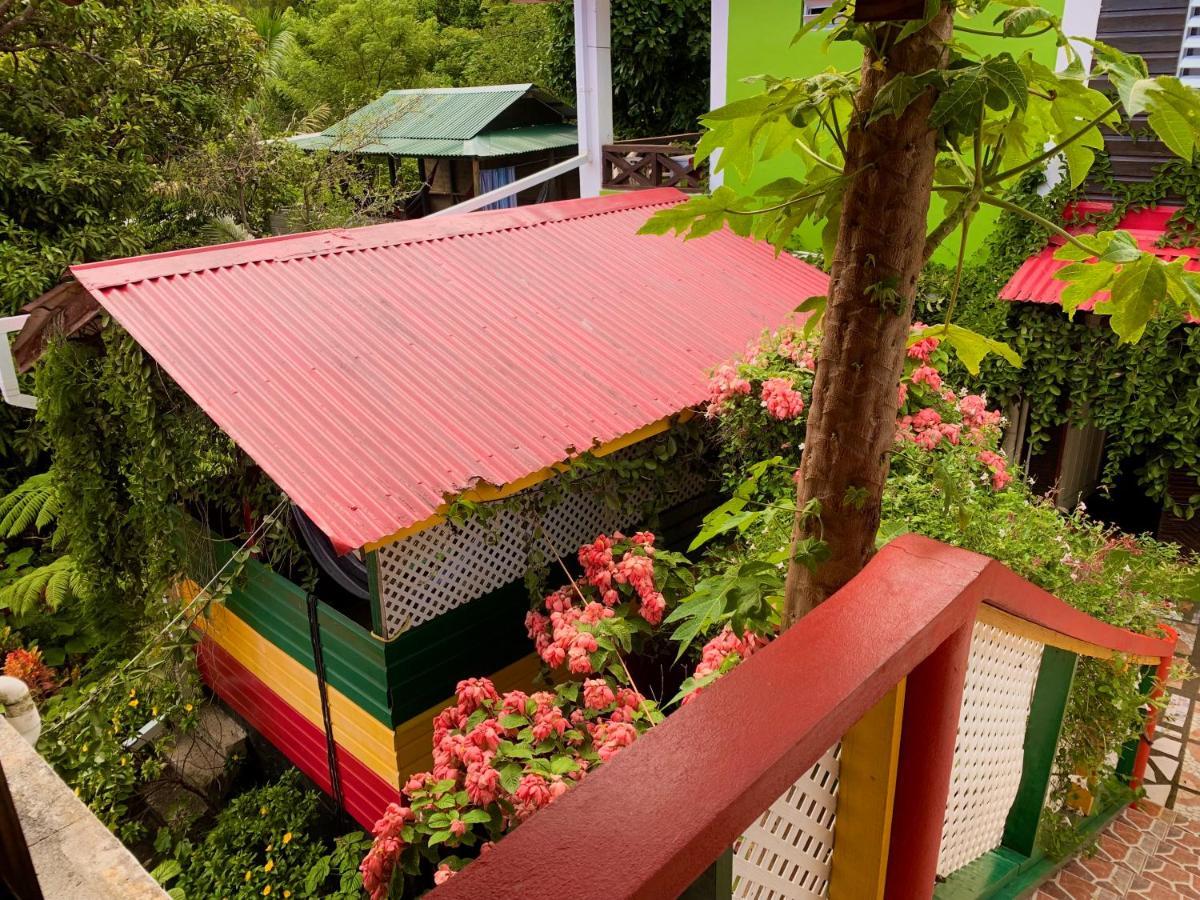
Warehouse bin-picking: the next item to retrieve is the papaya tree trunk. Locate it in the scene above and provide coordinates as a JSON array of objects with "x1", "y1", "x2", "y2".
[{"x1": 782, "y1": 9, "x2": 954, "y2": 627}]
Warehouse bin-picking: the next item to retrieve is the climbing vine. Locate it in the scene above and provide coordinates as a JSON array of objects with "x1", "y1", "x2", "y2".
[{"x1": 33, "y1": 324, "x2": 310, "y2": 648}]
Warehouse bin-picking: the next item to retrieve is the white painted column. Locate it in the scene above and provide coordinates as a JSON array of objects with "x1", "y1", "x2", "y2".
[
  {"x1": 709, "y1": 0, "x2": 730, "y2": 191},
  {"x1": 574, "y1": 0, "x2": 613, "y2": 197},
  {"x1": 0, "y1": 315, "x2": 36, "y2": 410},
  {"x1": 1042, "y1": 0, "x2": 1104, "y2": 190}
]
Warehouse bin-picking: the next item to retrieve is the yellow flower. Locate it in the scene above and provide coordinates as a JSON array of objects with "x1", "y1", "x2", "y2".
[
  {"x1": 129, "y1": 698, "x2": 139, "y2": 708},
  {"x1": 283, "y1": 892, "x2": 292, "y2": 898},
  {"x1": 282, "y1": 832, "x2": 292, "y2": 844},
  {"x1": 264, "y1": 860, "x2": 274, "y2": 873},
  {"x1": 151, "y1": 707, "x2": 158, "y2": 716},
  {"x1": 185, "y1": 703, "x2": 194, "y2": 712},
  {"x1": 266, "y1": 844, "x2": 274, "y2": 852},
  {"x1": 260, "y1": 806, "x2": 268, "y2": 816},
  {"x1": 129, "y1": 689, "x2": 136, "y2": 697},
  {"x1": 262, "y1": 887, "x2": 271, "y2": 896},
  {"x1": 244, "y1": 871, "x2": 252, "y2": 882}
]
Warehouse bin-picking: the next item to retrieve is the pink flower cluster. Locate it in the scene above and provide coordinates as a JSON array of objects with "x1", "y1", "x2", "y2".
[
  {"x1": 527, "y1": 533, "x2": 668, "y2": 674},
  {"x1": 760, "y1": 377, "x2": 806, "y2": 421},
  {"x1": 958, "y1": 393, "x2": 1002, "y2": 431},
  {"x1": 777, "y1": 329, "x2": 816, "y2": 370},
  {"x1": 896, "y1": 407, "x2": 963, "y2": 450},
  {"x1": 360, "y1": 802, "x2": 415, "y2": 900},
  {"x1": 706, "y1": 363, "x2": 752, "y2": 417},
  {"x1": 907, "y1": 324, "x2": 941, "y2": 362},
  {"x1": 976, "y1": 450, "x2": 1012, "y2": 490},
  {"x1": 682, "y1": 626, "x2": 770, "y2": 705}
]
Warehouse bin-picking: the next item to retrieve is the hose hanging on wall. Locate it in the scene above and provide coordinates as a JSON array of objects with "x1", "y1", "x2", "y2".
[{"x1": 306, "y1": 592, "x2": 344, "y2": 812}]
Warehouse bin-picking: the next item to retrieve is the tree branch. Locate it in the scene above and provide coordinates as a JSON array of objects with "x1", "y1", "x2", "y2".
[{"x1": 989, "y1": 100, "x2": 1121, "y2": 184}]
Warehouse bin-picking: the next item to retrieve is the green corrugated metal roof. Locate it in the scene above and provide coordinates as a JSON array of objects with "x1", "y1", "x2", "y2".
[
  {"x1": 286, "y1": 123, "x2": 578, "y2": 158},
  {"x1": 287, "y1": 84, "x2": 577, "y2": 158}
]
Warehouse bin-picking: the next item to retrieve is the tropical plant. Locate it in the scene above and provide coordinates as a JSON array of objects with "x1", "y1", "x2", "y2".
[
  {"x1": 545, "y1": 0, "x2": 711, "y2": 136},
  {"x1": 359, "y1": 671, "x2": 659, "y2": 898},
  {"x1": 641, "y1": 0, "x2": 1200, "y2": 622}
]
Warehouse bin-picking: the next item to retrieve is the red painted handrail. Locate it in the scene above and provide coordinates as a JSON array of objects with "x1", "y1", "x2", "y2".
[{"x1": 431, "y1": 534, "x2": 1176, "y2": 900}]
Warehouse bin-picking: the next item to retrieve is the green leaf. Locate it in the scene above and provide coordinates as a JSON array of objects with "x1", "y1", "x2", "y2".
[
  {"x1": 427, "y1": 829, "x2": 453, "y2": 847},
  {"x1": 797, "y1": 294, "x2": 827, "y2": 338},
  {"x1": 498, "y1": 763, "x2": 522, "y2": 795},
  {"x1": 983, "y1": 54, "x2": 1028, "y2": 112},
  {"x1": 930, "y1": 65, "x2": 989, "y2": 132},
  {"x1": 498, "y1": 713, "x2": 526, "y2": 729},
  {"x1": 1096, "y1": 254, "x2": 1166, "y2": 342},
  {"x1": 918, "y1": 324, "x2": 1022, "y2": 374},
  {"x1": 461, "y1": 808, "x2": 491, "y2": 824}
]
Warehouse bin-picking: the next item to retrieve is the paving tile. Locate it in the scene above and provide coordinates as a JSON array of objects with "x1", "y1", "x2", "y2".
[{"x1": 1139, "y1": 856, "x2": 1200, "y2": 897}]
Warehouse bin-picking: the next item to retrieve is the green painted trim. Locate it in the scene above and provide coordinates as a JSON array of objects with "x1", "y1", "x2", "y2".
[
  {"x1": 383, "y1": 579, "x2": 533, "y2": 722},
  {"x1": 1002, "y1": 646, "x2": 1078, "y2": 857},
  {"x1": 680, "y1": 848, "x2": 733, "y2": 900},
  {"x1": 936, "y1": 793, "x2": 1130, "y2": 899},
  {"x1": 1116, "y1": 665, "x2": 1157, "y2": 783},
  {"x1": 365, "y1": 549, "x2": 384, "y2": 638}
]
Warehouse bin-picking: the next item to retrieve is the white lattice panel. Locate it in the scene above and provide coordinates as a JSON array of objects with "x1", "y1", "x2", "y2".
[
  {"x1": 936, "y1": 621, "x2": 1042, "y2": 877},
  {"x1": 732, "y1": 741, "x2": 841, "y2": 900},
  {"x1": 374, "y1": 452, "x2": 707, "y2": 638}
]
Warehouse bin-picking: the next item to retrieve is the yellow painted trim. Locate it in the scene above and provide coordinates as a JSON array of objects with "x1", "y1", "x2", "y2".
[
  {"x1": 363, "y1": 416, "x2": 681, "y2": 552},
  {"x1": 976, "y1": 604, "x2": 1161, "y2": 666},
  {"x1": 393, "y1": 654, "x2": 542, "y2": 780},
  {"x1": 196, "y1": 604, "x2": 400, "y2": 784},
  {"x1": 829, "y1": 680, "x2": 906, "y2": 900}
]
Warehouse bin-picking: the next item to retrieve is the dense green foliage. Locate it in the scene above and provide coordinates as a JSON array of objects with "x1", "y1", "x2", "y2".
[
  {"x1": 545, "y1": 0, "x2": 710, "y2": 137},
  {"x1": 162, "y1": 771, "x2": 370, "y2": 899},
  {"x1": 914, "y1": 160, "x2": 1200, "y2": 519}
]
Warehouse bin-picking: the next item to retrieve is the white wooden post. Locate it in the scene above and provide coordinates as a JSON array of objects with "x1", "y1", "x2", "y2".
[
  {"x1": 709, "y1": 0, "x2": 730, "y2": 191},
  {"x1": 0, "y1": 316, "x2": 36, "y2": 410},
  {"x1": 574, "y1": 0, "x2": 613, "y2": 196}
]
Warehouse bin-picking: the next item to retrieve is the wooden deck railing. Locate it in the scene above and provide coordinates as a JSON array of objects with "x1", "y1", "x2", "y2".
[
  {"x1": 430, "y1": 533, "x2": 1177, "y2": 900},
  {"x1": 602, "y1": 133, "x2": 705, "y2": 192}
]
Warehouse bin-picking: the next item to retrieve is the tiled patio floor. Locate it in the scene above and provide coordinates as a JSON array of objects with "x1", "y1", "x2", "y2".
[{"x1": 1036, "y1": 597, "x2": 1200, "y2": 898}]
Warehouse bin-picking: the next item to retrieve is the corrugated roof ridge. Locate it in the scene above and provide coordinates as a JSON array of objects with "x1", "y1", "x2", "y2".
[
  {"x1": 384, "y1": 83, "x2": 533, "y2": 96},
  {"x1": 72, "y1": 190, "x2": 686, "y2": 291}
]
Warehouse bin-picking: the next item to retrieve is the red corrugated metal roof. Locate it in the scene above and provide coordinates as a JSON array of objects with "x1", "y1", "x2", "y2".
[
  {"x1": 1000, "y1": 201, "x2": 1200, "y2": 322},
  {"x1": 73, "y1": 189, "x2": 828, "y2": 553}
]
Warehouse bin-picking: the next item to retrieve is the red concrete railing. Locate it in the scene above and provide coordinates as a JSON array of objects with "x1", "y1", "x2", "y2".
[{"x1": 430, "y1": 534, "x2": 1177, "y2": 900}]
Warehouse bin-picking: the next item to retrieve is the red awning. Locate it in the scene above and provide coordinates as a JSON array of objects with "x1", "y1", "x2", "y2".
[
  {"x1": 72, "y1": 189, "x2": 827, "y2": 553},
  {"x1": 1000, "y1": 201, "x2": 1200, "y2": 322}
]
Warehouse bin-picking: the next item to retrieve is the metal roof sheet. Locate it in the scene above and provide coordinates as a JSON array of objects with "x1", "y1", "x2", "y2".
[
  {"x1": 287, "y1": 124, "x2": 578, "y2": 158},
  {"x1": 72, "y1": 189, "x2": 828, "y2": 554},
  {"x1": 1001, "y1": 201, "x2": 1199, "y2": 323}
]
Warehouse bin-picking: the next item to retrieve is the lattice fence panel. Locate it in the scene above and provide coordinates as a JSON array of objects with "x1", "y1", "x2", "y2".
[
  {"x1": 375, "y1": 452, "x2": 708, "y2": 638},
  {"x1": 731, "y1": 741, "x2": 841, "y2": 900},
  {"x1": 936, "y1": 621, "x2": 1043, "y2": 877}
]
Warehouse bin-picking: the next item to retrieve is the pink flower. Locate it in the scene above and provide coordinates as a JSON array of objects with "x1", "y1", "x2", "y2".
[
  {"x1": 977, "y1": 450, "x2": 1012, "y2": 490},
  {"x1": 760, "y1": 377, "x2": 806, "y2": 420},
  {"x1": 911, "y1": 407, "x2": 942, "y2": 430},
  {"x1": 449, "y1": 818, "x2": 467, "y2": 837},
  {"x1": 897, "y1": 382, "x2": 908, "y2": 406},
  {"x1": 455, "y1": 677, "x2": 499, "y2": 715},
  {"x1": 911, "y1": 364, "x2": 943, "y2": 392},
  {"x1": 469, "y1": 719, "x2": 502, "y2": 752},
  {"x1": 706, "y1": 363, "x2": 752, "y2": 416},
  {"x1": 515, "y1": 773, "x2": 553, "y2": 817},
  {"x1": 500, "y1": 690, "x2": 529, "y2": 717},
  {"x1": 465, "y1": 761, "x2": 501, "y2": 806},
  {"x1": 907, "y1": 325, "x2": 941, "y2": 362},
  {"x1": 583, "y1": 678, "x2": 616, "y2": 710},
  {"x1": 434, "y1": 864, "x2": 455, "y2": 885},
  {"x1": 639, "y1": 591, "x2": 667, "y2": 626},
  {"x1": 403, "y1": 771, "x2": 432, "y2": 795}
]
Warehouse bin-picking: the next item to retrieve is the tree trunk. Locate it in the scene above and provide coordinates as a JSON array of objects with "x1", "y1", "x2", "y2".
[{"x1": 782, "y1": 9, "x2": 954, "y2": 626}]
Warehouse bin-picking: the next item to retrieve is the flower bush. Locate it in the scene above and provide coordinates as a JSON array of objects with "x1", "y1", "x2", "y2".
[
  {"x1": 359, "y1": 673, "x2": 658, "y2": 898},
  {"x1": 524, "y1": 531, "x2": 693, "y2": 684}
]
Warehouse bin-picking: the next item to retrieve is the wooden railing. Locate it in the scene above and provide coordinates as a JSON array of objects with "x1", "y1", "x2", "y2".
[
  {"x1": 602, "y1": 133, "x2": 705, "y2": 192},
  {"x1": 430, "y1": 534, "x2": 1177, "y2": 900}
]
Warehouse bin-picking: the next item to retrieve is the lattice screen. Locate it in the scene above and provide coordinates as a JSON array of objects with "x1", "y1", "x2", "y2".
[
  {"x1": 731, "y1": 741, "x2": 841, "y2": 900},
  {"x1": 374, "y1": 450, "x2": 708, "y2": 638},
  {"x1": 936, "y1": 621, "x2": 1043, "y2": 877}
]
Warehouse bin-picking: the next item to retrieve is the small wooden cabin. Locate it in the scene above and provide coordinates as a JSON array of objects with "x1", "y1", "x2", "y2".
[
  {"x1": 999, "y1": 201, "x2": 1199, "y2": 552},
  {"x1": 52, "y1": 190, "x2": 827, "y2": 827},
  {"x1": 288, "y1": 84, "x2": 579, "y2": 217}
]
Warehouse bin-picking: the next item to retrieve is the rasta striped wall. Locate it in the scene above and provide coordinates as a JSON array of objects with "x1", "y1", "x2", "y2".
[{"x1": 185, "y1": 550, "x2": 540, "y2": 828}]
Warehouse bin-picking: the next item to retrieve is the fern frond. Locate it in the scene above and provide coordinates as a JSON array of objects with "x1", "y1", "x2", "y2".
[
  {"x1": 201, "y1": 215, "x2": 256, "y2": 245},
  {"x1": 0, "y1": 473, "x2": 59, "y2": 538},
  {"x1": 0, "y1": 556, "x2": 82, "y2": 616}
]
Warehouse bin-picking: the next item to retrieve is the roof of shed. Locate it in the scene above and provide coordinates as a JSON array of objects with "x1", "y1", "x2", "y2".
[
  {"x1": 286, "y1": 84, "x2": 576, "y2": 158},
  {"x1": 1000, "y1": 201, "x2": 1199, "y2": 323},
  {"x1": 71, "y1": 189, "x2": 828, "y2": 554}
]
